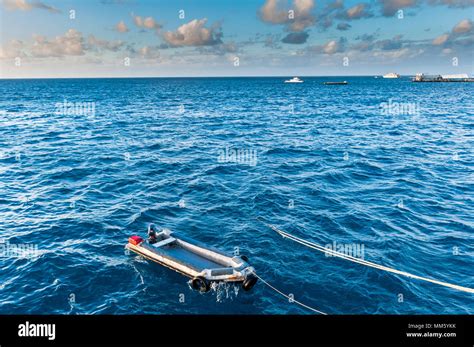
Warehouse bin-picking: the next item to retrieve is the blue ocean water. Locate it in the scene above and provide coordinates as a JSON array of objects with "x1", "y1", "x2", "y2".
[{"x1": 0, "y1": 77, "x2": 473, "y2": 314}]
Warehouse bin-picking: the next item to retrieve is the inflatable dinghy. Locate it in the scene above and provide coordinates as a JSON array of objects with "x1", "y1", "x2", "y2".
[{"x1": 126, "y1": 224, "x2": 258, "y2": 292}]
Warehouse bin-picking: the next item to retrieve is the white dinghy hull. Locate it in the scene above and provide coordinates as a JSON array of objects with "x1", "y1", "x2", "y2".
[{"x1": 126, "y1": 226, "x2": 257, "y2": 292}]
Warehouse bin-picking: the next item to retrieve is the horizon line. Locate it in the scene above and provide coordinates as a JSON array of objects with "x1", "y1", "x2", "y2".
[{"x1": 0, "y1": 74, "x2": 422, "y2": 80}]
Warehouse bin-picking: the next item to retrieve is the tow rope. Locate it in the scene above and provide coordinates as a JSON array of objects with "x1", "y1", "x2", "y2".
[
  {"x1": 252, "y1": 271, "x2": 327, "y2": 315},
  {"x1": 257, "y1": 217, "x2": 474, "y2": 294}
]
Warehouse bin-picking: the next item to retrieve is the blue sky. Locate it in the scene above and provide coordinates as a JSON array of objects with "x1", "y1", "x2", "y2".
[{"x1": 0, "y1": 0, "x2": 473, "y2": 77}]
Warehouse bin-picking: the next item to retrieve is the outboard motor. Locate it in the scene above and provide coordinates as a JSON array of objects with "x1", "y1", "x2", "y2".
[{"x1": 148, "y1": 224, "x2": 158, "y2": 244}]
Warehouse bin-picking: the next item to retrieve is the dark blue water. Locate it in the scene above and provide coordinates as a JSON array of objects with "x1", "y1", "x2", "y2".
[{"x1": 0, "y1": 77, "x2": 473, "y2": 314}]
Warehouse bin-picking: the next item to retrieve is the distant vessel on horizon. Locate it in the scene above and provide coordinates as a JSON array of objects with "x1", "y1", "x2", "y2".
[
  {"x1": 383, "y1": 73, "x2": 400, "y2": 79},
  {"x1": 324, "y1": 81, "x2": 348, "y2": 85},
  {"x1": 413, "y1": 73, "x2": 474, "y2": 82},
  {"x1": 284, "y1": 77, "x2": 304, "y2": 83}
]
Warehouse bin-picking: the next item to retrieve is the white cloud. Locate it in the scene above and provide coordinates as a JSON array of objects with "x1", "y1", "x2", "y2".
[
  {"x1": 31, "y1": 29, "x2": 84, "y2": 57},
  {"x1": 259, "y1": 0, "x2": 288, "y2": 24},
  {"x1": 432, "y1": 19, "x2": 473, "y2": 46},
  {"x1": 138, "y1": 46, "x2": 160, "y2": 59},
  {"x1": 291, "y1": 0, "x2": 315, "y2": 31},
  {"x1": 379, "y1": 0, "x2": 474, "y2": 17},
  {"x1": 163, "y1": 19, "x2": 223, "y2": 47},
  {"x1": 345, "y1": 3, "x2": 371, "y2": 19},
  {"x1": 432, "y1": 33, "x2": 449, "y2": 45},
  {"x1": 1, "y1": 30, "x2": 127, "y2": 60},
  {"x1": 131, "y1": 13, "x2": 162, "y2": 30},
  {"x1": 88, "y1": 35, "x2": 124, "y2": 52},
  {"x1": 259, "y1": 0, "x2": 315, "y2": 32},
  {"x1": 372, "y1": 47, "x2": 416, "y2": 59},
  {"x1": 132, "y1": 14, "x2": 142, "y2": 27},
  {"x1": 0, "y1": 39, "x2": 26, "y2": 59},
  {"x1": 143, "y1": 17, "x2": 159, "y2": 29},
  {"x1": 116, "y1": 20, "x2": 129, "y2": 33},
  {"x1": 453, "y1": 19, "x2": 472, "y2": 33},
  {"x1": 323, "y1": 40, "x2": 340, "y2": 54},
  {"x1": 2, "y1": 0, "x2": 60, "y2": 13},
  {"x1": 305, "y1": 37, "x2": 346, "y2": 55}
]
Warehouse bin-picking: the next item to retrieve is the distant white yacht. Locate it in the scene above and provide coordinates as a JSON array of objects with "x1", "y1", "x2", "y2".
[
  {"x1": 383, "y1": 73, "x2": 400, "y2": 79},
  {"x1": 284, "y1": 77, "x2": 304, "y2": 83}
]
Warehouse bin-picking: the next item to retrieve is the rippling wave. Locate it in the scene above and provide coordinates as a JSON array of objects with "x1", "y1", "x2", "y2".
[{"x1": 0, "y1": 77, "x2": 472, "y2": 314}]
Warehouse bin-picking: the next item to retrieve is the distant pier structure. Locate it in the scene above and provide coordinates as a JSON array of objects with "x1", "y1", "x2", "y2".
[{"x1": 413, "y1": 73, "x2": 474, "y2": 82}]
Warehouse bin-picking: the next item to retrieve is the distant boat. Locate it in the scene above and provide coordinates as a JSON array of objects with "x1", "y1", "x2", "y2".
[
  {"x1": 284, "y1": 77, "x2": 303, "y2": 83},
  {"x1": 383, "y1": 73, "x2": 400, "y2": 79},
  {"x1": 413, "y1": 73, "x2": 474, "y2": 82},
  {"x1": 324, "y1": 81, "x2": 348, "y2": 85}
]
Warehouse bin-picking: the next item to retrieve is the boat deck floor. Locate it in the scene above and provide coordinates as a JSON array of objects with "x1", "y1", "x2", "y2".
[{"x1": 153, "y1": 244, "x2": 227, "y2": 272}]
